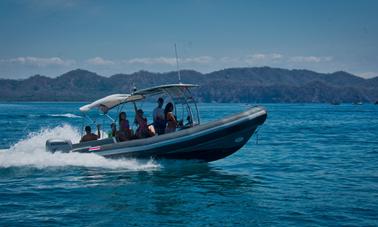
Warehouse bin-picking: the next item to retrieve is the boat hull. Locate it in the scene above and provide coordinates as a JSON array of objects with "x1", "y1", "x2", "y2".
[{"x1": 48, "y1": 106, "x2": 267, "y2": 162}]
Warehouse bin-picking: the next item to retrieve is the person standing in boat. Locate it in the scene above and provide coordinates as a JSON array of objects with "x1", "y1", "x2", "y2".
[
  {"x1": 80, "y1": 125, "x2": 100, "y2": 142},
  {"x1": 153, "y1": 97, "x2": 166, "y2": 135},
  {"x1": 118, "y1": 112, "x2": 132, "y2": 141},
  {"x1": 164, "y1": 102, "x2": 178, "y2": 133}
]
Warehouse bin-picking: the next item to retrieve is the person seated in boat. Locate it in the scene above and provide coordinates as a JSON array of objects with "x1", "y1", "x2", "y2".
[
  {"x1": 118, "y1": 112, "x2": 132, "y2": 141},
  {"x1": 108, "y1": 122, "x2": 128, "y2": 142},
  {"x1": 80, "y1": 125, "x2": 100, "y2": 143},
  {"x1": 135, "y1": 109, "x2": 155, "y2": 138},
  {"x1": 108, "y1": 123, "x2": 117, "y2": 138},
  {"x1": 153, "y1": 97, "x2": 166, "y2": 135},
  {"x1": 181, "y1": 115, "x2": 193, "y2": 129},
  {"x1": 164, "y1": 102, "x2": 178, "y2": 134},
  {"x1": 186, "y1": 115, "x2": 193, "y2": 126}
]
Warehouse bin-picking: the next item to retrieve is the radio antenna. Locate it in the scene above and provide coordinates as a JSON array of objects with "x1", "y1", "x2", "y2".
[{"x1": 174, "y1": 43, "x2": 182, "y2": 84}]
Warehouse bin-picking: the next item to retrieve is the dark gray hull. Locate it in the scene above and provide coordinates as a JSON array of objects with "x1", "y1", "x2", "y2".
[{"x1": 60, "y1": 106, "x2": 267, "y2": 162}]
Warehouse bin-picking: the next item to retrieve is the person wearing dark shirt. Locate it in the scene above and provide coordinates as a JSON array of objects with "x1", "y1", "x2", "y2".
[{"x1": 153, "y1": 97, "x2": 165, "y2": 135}]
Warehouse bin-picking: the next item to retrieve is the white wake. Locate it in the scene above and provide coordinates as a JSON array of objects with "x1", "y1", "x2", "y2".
[
  {"x1": 47, "y1": 113, "x2": 82, "y2": 118},
  {"x1": 0, "y1": 124, "x2": 159, "y2": 170}
]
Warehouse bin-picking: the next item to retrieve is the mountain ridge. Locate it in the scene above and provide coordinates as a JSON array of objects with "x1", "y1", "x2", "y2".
[{"x1": 0, "y1": 67, "x2": 377, "y2": 103}]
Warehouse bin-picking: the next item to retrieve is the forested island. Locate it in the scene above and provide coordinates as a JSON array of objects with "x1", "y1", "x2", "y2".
[{"x1": 1, "y1": 67, "x2": 377, "y2": 103}]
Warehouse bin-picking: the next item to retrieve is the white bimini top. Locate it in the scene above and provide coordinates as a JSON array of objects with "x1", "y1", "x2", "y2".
[{"x1": 79, "y1": 94, "x2": 144, "y2": 113}]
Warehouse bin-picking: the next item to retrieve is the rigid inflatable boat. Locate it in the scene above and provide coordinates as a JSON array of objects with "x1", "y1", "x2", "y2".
[{"x1": 46, "y1": 84, "x2": 267, "y2": 162}]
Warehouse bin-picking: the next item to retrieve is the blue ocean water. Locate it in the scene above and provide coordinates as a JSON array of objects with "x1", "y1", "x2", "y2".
[{"x1": 0, "y1": 102, "x2": 377, "y2": 226}]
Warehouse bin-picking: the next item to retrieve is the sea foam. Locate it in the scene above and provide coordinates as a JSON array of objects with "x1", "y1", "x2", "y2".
[
  {"x1": 47, "y1": 113, "x2": 82, "y2": 118},
  {"x1": 0, "y1": 124, "x2": 159, "y2": 170}
]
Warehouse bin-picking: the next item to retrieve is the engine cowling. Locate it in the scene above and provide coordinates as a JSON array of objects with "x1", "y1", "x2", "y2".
[{"x1": 46, "y1": 139, "x2": 72, "y2": 153}]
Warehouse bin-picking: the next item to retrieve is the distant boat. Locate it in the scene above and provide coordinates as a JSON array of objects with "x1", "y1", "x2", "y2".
[
  {"x1": 353, "y1": 101, "x2": 363, "y2": 105},
  {"x1": 375, "y1": 101, "x2": 378, "y2": 105},
  {"x1": 330, "y1": 101, "x2": 341, "y2": 105}
]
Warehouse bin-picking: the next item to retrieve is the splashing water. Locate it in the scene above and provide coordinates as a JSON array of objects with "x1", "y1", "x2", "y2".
[
  {"x1": 29, "y1": 113, "x2": 82, "y2": 118},
  {"x1": 47, "y1": 113, "x2": 82, "y2": 118},
  {"x1": 0, "y1": 124, "x2": 159, "y2": 170}
]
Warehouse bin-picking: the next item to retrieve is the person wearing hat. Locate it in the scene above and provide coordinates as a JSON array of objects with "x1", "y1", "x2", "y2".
[
  {"x1": 80, "y1": 125, "x2": 100, "y2": 142},
  {"x1": 153, "y1": 97, "x2": 166, "y2": 135}
]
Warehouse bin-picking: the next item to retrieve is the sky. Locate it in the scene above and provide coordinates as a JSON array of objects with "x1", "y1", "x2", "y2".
[{"x1": 0, "y1": 0, "x2": 377, "y2": 79}]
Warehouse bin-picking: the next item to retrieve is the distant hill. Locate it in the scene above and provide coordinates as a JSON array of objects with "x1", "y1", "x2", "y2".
[{"x1": 0, "y1": 67, "x2": 377, "y2": 103}]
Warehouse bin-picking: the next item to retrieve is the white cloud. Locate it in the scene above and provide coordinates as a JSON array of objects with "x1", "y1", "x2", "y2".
[
  {"x1": 127, "y1": 57, "x2": 176, "y2": 65},
  {"x1": 220, "y1": 56, "x2": 241, "y2": 63},
  {"x1": 86, "y1": 57, "x2": 115, "y2": 66},
  {"x1": 244, "y1": 53, "x2": 283, "y2": 64},
  {"x1": 0, "y1": 54, "x2": 339, "y2": 78},
  {"x1": 127, "y1": 56, "x2": 214, "y2": 65},
  {"x1": 0, "y1": 57, "x2": 75, "y2": 67},
  {"x1": 289, "y1": 56, "x2": 333, "y2": 63},
  {"x1": 250, "y1": 54, "x2": 267, "y2": 60},
  {"x1": 124, "y1": 53, "x2": 333, "y2": 68},
  {"x1": 271, "y1": 53, "x2": 283, "y2": 60},
  {"x1": 182, "y1": 56, "x2": 214, "y2": 64},
  {"x1": 355, "y1": 71, "x2": 378, "y2": 79}
]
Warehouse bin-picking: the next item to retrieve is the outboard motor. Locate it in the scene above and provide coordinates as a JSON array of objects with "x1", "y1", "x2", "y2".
[{"x1": 46, "y1": 139, "x2": 72, "y2": 153}]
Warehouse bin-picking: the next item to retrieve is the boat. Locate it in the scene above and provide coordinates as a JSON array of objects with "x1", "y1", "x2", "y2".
[
  {"x1": 46, "y1": 84, "x2": 267, "y2": 162},
  {"x1": 330, "y1": 100, "x2": 341, "y2": 105}
]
